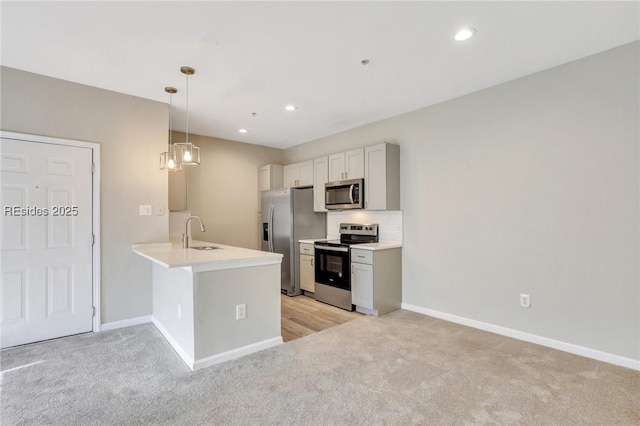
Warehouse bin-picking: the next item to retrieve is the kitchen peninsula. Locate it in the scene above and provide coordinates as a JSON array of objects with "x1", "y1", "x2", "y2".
[{"x1": 133, "y1": 241, "x2": 283, "y2": 370}]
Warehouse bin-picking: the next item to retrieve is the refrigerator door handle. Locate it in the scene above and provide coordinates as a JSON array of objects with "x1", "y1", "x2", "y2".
[
  {"x1": 268, "y1": 204, "x2": 274, "y2": 252},
  {"x1": 349, "y1": 184, "x2": 355, "y2": 204}
]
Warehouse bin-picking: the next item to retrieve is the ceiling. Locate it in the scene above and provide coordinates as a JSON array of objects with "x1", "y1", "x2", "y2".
[{"x1": 2, "y1": 2, "x2": 638, "y2": 149}]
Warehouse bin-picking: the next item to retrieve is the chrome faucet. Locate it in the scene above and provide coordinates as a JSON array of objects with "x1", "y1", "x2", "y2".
[{"x1": 183, "y1": 216, "x2": 206, "y2": 249}]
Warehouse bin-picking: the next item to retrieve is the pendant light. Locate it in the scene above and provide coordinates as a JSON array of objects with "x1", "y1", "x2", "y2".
[
  {"x1": 174, "y1": 66, "x2": 200, "y2": 165},
  {"x1": 160, "y1": 86, "x2": 182, "y2": 171}
]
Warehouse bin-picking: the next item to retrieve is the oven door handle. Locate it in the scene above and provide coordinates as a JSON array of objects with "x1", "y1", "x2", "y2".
[
  {"x1": 315, "y1": 244, "x2": 349, "y2": 253},
  {"x1": 349, "y1": 184, "x2": 355, "y2": 204}
]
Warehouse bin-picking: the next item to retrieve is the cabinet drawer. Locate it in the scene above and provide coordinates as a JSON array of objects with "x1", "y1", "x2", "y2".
[
  {"x1": 300, "y1": 243, "x2": 314, "y2": 255},
  {"x1": 351, "y1": 248, "x2": 373, "y2": 264}
]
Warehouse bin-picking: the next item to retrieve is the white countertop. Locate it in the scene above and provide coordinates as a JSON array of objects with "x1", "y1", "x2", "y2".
[
  {"x1": 133, "y1": 240, "x2": 283, "y2": 272},
  {"x1": 351, "y1": 241, "x2": 403, "y2": 251},
  {"x1": 298, "y1": 238, "x2": 326, "y2": 244},
  {"x1": 299, "y1": 239, "x2": 403, "y2": 251}
]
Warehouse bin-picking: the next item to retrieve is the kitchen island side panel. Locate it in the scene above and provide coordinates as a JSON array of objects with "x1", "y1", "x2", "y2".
[
  {"x1": 193, "y1": 264, "x2": 281, "y2": 359},
  {"x1": 151, "y1": 264, "x2": 195, "y2": 362}
]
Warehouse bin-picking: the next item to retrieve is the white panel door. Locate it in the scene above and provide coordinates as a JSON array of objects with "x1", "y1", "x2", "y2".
[{"x1": 1, "y1": 138, "x2": 93, "y2": 348}]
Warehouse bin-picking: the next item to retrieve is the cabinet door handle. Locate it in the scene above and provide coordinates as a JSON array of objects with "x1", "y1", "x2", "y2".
[
  {"x1": 357, "y1": 255, "x2": 366, "y2": 259},
  {"x1": 345, "y1": 172, "x2": 348, "y2": 179},
  {"x1": 311, "y1": 258, "x2": 314, "y2": 267}
]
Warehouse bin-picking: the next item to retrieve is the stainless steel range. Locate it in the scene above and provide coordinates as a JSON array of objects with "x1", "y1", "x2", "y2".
[{"x1": 314, "y1": 223, "x2": 379, "y2": 311}]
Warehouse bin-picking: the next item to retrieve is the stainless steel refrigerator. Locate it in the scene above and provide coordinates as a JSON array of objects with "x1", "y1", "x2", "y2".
[{"x1": 261, "y1": 187, "x2": 326, "y2": 296}]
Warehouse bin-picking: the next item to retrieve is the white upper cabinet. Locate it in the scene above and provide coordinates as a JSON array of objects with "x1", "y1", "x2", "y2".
[
  {"x1": 313, "y1": 157, "x2": 328, "y2": 212},
  {"x1": 258, "y1": 164, "x2": 283, "y2": 212},
  {"x1": 364, "y1": 143, "x2": 400, "y2": 211},
  {"x1": 283, "y1": 164, "x2": 298, "y2": 187},
  {"x1": 328, "y1": 153, "x2": 344, "y2": 182},
  {"x1": 299, "y1": 160, "x2": 314, "y2": 185},
  {"x1": 284, "y1": 160, "x2": 313, "y2": 188},
  {"x1": 328, "y1": 148, "x2": 364, "y2": 182},
  {"x1": 278, "y1": 142, "x2": 399, "y2": 211},
  {"x1": 259, "y1": 164, "x2": 283, "y2": 192},
  {"x1": 346, "y1": 149, "x2": 365, "y2": 180}
]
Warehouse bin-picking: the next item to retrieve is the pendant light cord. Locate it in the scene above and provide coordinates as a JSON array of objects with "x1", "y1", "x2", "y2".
[
  {"x1": 169, "y1": 92, "x2": 173, "y2": 147},
  {"x1": 185, "y1": 71, "x2": 189, "y2": 145}
]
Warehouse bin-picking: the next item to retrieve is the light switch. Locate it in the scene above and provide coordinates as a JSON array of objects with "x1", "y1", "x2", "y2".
[
  {"x1": 156, "y1": 205, "x2": 165, "y2": 216},
  {"x1": 139, "y1": 205, "x2": 152, "y2": 216}
]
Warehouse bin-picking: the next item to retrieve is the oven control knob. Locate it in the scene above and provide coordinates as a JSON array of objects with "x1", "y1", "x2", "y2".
[{"x1": 338, "y1": 272, "x2": 342, "y2": 278}]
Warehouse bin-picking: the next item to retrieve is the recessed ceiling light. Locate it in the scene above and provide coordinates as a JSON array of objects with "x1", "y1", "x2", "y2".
[
  {"x1": 239, "y1": 129, "x2": 248, "y2": 133},
  {"x1": 285, "y1": 105, "x2": 297, "y2": 111},
  {"x1": 454, "y1": 27, "x2": 476, "y2": 41}
]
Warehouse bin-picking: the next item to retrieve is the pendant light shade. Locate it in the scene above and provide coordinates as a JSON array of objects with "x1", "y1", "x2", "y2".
[
  {"x1": 160, "y1": 87, "x2": 182, "y2": 171},
  {"x1": 174, "y1": 66, "x2": 201, "y2": 166}
]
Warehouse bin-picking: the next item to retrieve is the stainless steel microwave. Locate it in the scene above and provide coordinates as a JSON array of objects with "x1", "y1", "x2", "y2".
[{"x1": 325, "y1": 178, "x2": 364, "y2": 210}]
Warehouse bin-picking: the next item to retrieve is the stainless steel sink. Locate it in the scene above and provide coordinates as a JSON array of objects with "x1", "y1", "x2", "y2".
[{"x1": 190, "y1": 246, "x2": 220, "y2": 251}]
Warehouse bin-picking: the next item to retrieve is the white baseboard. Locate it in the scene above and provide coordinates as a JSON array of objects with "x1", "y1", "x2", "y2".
[
  {"x1": 100, "y1": 315, "x2": 151, "y2": 332},
  {"x1": 401, "y1": 303, "x2": 640, "y2": 371},
  {"x1": 151, "y1": 318, "x2": 282, "y2": 371},
  {"x1": 151, "y1": 317, "x2": 195, "y2": 369},
  {"x1": 193, "y1": 336, "x2": 283, "y2": 371}
]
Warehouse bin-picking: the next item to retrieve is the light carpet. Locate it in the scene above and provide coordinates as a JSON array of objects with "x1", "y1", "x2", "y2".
[{"x1": 1, "y1": 310, "x2": 638, "y2": 425}]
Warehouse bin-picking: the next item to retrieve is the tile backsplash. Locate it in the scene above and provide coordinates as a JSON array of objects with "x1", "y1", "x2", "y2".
[{"x1": 326, "y1": 210, "x2": 403, "y2": 241}]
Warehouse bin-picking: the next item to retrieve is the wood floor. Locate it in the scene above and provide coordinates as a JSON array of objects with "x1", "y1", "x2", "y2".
[{"x1": 281, "y1": 294, "x2": 363, "y2": 342}]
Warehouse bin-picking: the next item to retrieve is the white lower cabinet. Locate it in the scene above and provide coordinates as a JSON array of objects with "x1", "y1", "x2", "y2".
[
  {"x1": 300, "y1": 242, "x2": 315, "y2": 293},
  {"x1": 351, "y1": 247, "x2": 402, "y2": 316},
  {"x1": 351, "y1": 262, "x2": 374, "y2": 309}
]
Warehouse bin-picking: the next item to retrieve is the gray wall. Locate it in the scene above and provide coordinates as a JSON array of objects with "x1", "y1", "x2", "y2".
[
  {"x1": 285, "y1": 42, "x2": 640, "y2": 360},
  {"x1": 170, "y1": 133, "x2": 283, "y2": 249},
  {"x1": 1, "y1": 67, "x2": 169, "y2": 324}
]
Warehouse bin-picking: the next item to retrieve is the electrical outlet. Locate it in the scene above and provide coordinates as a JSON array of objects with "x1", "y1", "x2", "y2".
[
  {"x1": 139, "y1": 204, "x2": 152, "y2": 216},
  {"x1": 520, "y1": 294, "x2": 531, "y2": 309},
  {"x1": 236, "y1": 303, "x2": 246, "y2": 320},
  {"x1": 177, "y1": 304, "x2": 182, "y2": 320}
]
